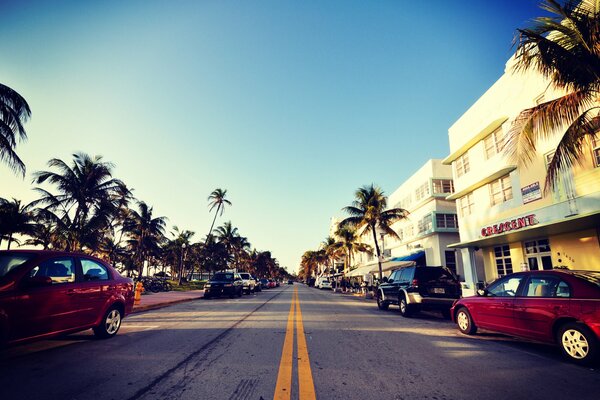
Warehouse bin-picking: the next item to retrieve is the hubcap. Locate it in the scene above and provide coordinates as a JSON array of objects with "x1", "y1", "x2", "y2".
[
  {"x1": 562, "y1": 329, "x2": 589, "y2": 359},
  {"x1": 400, "y1": 300, "x2": 406, "y2": 313},
  {"x1": 457, "y1": 312, "x2": 469, "y2": 331},
  {"x1": 105, "y1": 310, "x2": 121, "y2": 335}
]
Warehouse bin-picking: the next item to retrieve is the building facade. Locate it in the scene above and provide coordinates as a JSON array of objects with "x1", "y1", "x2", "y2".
[{"x1": 444, "y1": 57, "x2": 600, "y2": 296}]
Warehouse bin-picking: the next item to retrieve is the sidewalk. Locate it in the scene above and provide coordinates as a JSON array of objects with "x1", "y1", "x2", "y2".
[{"x1": 132, "y1": 289, "x2": 205, "y2": 313}]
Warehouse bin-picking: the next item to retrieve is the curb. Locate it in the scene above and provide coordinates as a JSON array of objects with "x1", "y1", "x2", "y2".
[{"x1": 132, "y1": 296, "x2": 204, "y2": 313}]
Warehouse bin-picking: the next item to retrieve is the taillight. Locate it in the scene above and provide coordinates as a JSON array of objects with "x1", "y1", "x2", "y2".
[{"x1": 411, "y1": 278, "x2": 419, "y2": 288}]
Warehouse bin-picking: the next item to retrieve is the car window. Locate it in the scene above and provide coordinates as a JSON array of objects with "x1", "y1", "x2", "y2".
[
  {"x1": 524, "y1": 277, "x2": 570, "y2": 298},
  {"x1": 387, "y1": 271, "x2": 398, "y2": 282},
  {"x1": 0, "y1": 253, "x2": 35, "y2": 279},
  {"x1": 417, "y1": 267, "x2": 457, "y2": 283},
  {"x1": 30, "y1": 257, "x2": 76, "y2": 284},
  {"x1": 399, "y1": 268, "x2": 412, "y2": 283},
  {"x1": 213, "y1": 273, "x2": 233, "y2": 281},
  {"x1": 239, "y1": 273, "x2": 250, "y2": 279},
  {"x1": 81, "y1": 259, "x2": 110, "y2": 281},
  {"x1": 487, "y1": 275, "x2": 523, "y2": 297}
]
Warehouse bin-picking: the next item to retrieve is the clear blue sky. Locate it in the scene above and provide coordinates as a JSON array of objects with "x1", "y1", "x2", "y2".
[{"x1": 1, "y1": 0, "x2": 545, "y2": 273}]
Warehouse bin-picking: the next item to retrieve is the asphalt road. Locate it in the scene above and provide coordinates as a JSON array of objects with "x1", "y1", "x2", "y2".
[{"x1": 1, "y1": 284, "x2": 599, "y2": 400}]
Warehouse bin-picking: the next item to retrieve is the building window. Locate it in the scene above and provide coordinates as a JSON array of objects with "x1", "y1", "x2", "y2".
[
  {"x1": 415, "y1": 182, "x2": 430, "y2": 201},
  {"x1": 494, "y1": 245, "x2": 513, "y2": 277},
  {"x1": 432, "y1": 179, "x2": 454, "y2": 194},
  {"x1": 593, "y1": 136, "x2": 600, "y2": 167},
  {"x1": 404, "y1": 225, "x2": 414, "y2": 238},
  {"x1": 484, "y1": 127, "x2": 506, "y2": 159},
  {"x1": 455, "y1": 153, "x2": 470, "y2": 177},
  {"x1": 458, "y1": 193, "x2": 474, "y2": 217},
  {"x1": 489, "y1": 174, "x2": 513, "y2": 206},
  {"x1": 398, "y1": 194, "x2": 412, "y2": 209},
  {"x1": 436, "y1": 213, "x2": 458, "y2": 229},
  {"x1": 417, "y1": 214, "x2": 433, "y2": 234},
  {"x1": 445, "y1": 250, "x2": 457, "y2": 275}
]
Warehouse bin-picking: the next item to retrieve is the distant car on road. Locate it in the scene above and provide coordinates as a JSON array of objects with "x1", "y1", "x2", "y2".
[
  {"x1": 377, "y1": 265, "x2": 461, "y2": 318},
  {"x1": 203, "y1": 272, "x2": 243, "y2": 299},
  {"x1": 451, "y1": 269, "x2": 600, "y2": 365},
  {"x1": 287, "y1": 279, "x2": 294, "y2": 285},
  {"x1": 0, "y1": 250, "x2": 134, "y2": 346}
]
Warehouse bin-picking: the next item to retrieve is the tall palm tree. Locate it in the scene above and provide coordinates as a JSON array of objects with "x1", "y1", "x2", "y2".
[
  {"x1": 0, "y1": 197, "x2": 37, "y2": 249},
  {"x1": 321, "y1": 236, "x2": 344, "y2": 275},
  {"x1": 205, "y1": 188, "x2": 231, "y2": 242},
  {"x1": 123, "y1": 201, "x2": 167, "y2": 278},
  {"x1": 32, "y1": 153, "x2": 128, "y2": 251},
  {"x1": 0, "y1": 83, "x2": 31, "y2": 176},
  {"x1": 507, "y1": 0, "x2": 600, "y2": 190},
  {"x1": 339, "y1": 184, "x2": 408, "y2": 279},
  {"x1": 333, "y1": 226, "x2": 372, "y2": 274}
]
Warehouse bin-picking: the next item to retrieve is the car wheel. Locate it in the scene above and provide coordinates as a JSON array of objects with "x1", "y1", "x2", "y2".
[
  {"x1": 456, "y1": 307, "x2": 477, "y2": 335},
  {"x1": 558, "y1": 322, "x2": 598, "y2": 365},
  {"x1": 399, "y1": 295, "x2": 414, "y2": 318},
  {"x1": 377, "y1": 292, "x2": 389, "y2": 310},
  {"x1": 93, "y1": 306, "x2": 122, "y2": 339},
  {"x1": 441, "y1": 308, "x2": 452, "y2": 320}
]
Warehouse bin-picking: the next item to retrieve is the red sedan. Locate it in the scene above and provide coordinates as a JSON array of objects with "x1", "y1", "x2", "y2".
[
  {"x1": 451, "y1": 269, "x2": 600, "y2": 365},
  {"x1": 0, "y1": 250, "x2": 134, "y2": 346}
]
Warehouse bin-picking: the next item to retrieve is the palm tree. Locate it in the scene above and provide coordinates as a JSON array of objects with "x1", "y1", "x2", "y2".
[
  {"x1": 507, "y1": 0, "x2": 600, "y2": 190},
  {"x1": 205, "y1": 188, "x2": 231, "y2": 242},
  {"x1": 0, "y1": 197, "x2": 37, "y2": 249},
  {"x1": 123, "y1": 201, "x2": 167, "y2": 278},
  {"x1": 339, "y1": 184, "x2": 408, "y2": 279},
  {"x1": 32, "y1": 153, "x2": 128, "y2": 251},
  {"x1": 0, "y1": 83, "x2": 31, "y2": 176},
  {"x1": 333, "y1": 226, "x2": 372, "y2": 274},
  {"x1": 321, "y1": 236, "x2": 344, "y2": 275}
]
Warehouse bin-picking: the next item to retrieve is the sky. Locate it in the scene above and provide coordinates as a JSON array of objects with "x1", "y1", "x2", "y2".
[{"x1": 0, "y1": 0, "x2": 547, "y2": 273}]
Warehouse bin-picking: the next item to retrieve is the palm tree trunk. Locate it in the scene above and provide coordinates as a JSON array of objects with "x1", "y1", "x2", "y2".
[
  {"x1": 205, "y1": 204, "x2": 221, "y2": 244},
  {"x1": 7, "y1": 233, "x2": 13, "y2": 250},
  {"x1": 371, "y1": 226, "x2": 383, "y2": 280}
]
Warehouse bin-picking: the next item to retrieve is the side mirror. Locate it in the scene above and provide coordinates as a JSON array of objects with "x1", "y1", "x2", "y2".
[
  {"x1": 388, "y1": 279, "x2": 394, "y2": 284},
  {"x1": 382, "y1": 277, "x2": 389, "y2": 283},
  {"x1": 477, "y1": 289, "x2": 487, "y2": 297},
  {"x1": 24, "y1": 275, "x2": 53, "y2": 288}
]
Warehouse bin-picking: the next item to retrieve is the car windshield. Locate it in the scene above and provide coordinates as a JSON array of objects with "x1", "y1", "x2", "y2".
[
  {"x1": 260, "y1": 279, "x2": 268, "y2": 283},
  {"x1": 212, "y1": 273, "x2": 233, "y2": 281},
  {"x1": 418, "y1": 267, "x2": 457, "y2": 283},
  {"x1": 0, "y1": 253, "x2": 36, "y2": 279},
  {"x1": 239, "y1": 273, "x2": 250, "y2": 279},
  {"x1": 571, "y1": 271, "x2": 600, "y2": 289}
]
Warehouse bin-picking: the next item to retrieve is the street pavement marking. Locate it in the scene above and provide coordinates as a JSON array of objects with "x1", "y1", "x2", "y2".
[
  {"x1": 273, "y1": 287, "x2": 317, "y2": 400},
  {"x1": 295, "y1": 289, "x2": 317, "y2": 400},
  {"x1": 274, "y1": 288, "x2": 296, "y2": 400}
]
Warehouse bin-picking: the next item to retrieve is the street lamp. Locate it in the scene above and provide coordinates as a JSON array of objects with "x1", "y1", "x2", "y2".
[{"x1": 178, "y1": 243, "x2": 187, "y2": 286}]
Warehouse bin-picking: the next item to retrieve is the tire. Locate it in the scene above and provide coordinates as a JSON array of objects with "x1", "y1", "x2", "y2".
[
  {"x1": 557, "y1": 322, "x2": 599, "y2": 365},
  {"x1": 93, "y1": 306, "x2": 122, "y2": 339},
  {"x1": 441, "y1": 308, "x2": 452, "y2": 320},
  {"x1": 399, "y1": 295, "x2": 414, "y2": 318},
  {"x1": 377, "y1": 292, "x2": 389, "y2": 310},
  {"x1": 456, "y1": 307, "x2": 477, "y2": 335}
]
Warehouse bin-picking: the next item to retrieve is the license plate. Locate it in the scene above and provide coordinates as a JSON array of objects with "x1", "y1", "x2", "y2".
[{"x1": 433, "y1": 288, "x2": 445, "y2": 294}]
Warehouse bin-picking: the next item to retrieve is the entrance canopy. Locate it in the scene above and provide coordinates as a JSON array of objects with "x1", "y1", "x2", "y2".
[{"x1": 346, "y1": 259, "x2": 415, "y2": 277}]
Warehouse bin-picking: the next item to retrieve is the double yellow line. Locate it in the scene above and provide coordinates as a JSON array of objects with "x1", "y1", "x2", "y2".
[{"x1": 274, "y1": 287, "x2": 316, "y2": 400}]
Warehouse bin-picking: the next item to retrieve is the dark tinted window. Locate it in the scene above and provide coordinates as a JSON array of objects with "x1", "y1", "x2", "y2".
[
  {"x1": 0, "y1": 253, "x2": 35, "y2": 278},
  {"x1": 212, "y1": 273, "x2": 233, "y2": 281},
  {"x1": 416, "y1": 267, "x2": 457, "y2": 284},
  {"x1": 31, "y1": 257, "x2": 76, "y2": 284},
  {"x1": 399, "y1": 268, "x2": 414, "y2": 282},
  {"x1": 239, "y1": 273, "x2": 251, "y2": 279}
]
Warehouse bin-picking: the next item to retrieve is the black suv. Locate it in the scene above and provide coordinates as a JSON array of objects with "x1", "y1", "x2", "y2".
[
  {"x1": 376, "y1": 266, "x2": 461, "y2": 318},
  {"x1": 203, "y1": 272, "x2": 243, "y2": 299}
]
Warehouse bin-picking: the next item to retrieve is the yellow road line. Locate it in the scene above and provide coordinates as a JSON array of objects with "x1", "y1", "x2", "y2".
[
  {"x1": 295, "y1": 289, "x2": 317, "y2": 400},
  {"x1": 274, "y1": 289, "x2": 296, "y2": 400}
]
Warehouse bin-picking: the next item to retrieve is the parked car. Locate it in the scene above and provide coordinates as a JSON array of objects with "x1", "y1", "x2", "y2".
[
  {"x1": 451, "y1": 269, "x2": 600, "y2": 365},
  {"x1": 319, "y1": 279, "x2": 332, "y2": 290},
  {"x1": 203, "y1": 272, "x2": 243, "y2": 299},
  {"x1": 307, "y1": 277, "x2": 316, "y2": 287},
  {"x1": 377, "y1": 265, "x2": 461, "y2": 318},
  {"x1": 268, "y1": 279, "x2": 276, "y2": 288},
  {"x1": 259, "y1": 278, "x2": 270, "y2": 289},
  {"x1": 0, "y1": 250, "x2": 134, "y2": 346},
  {"x1": 238, "y1": 272, "x2": 257, "y2": 294},
  {"x1": 252, "y1": 276, "x2": 262, "y2": 292}
]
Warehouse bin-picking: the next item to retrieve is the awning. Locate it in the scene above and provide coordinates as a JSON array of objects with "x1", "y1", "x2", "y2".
[
  {"x1": 346, "y1": 259, "x2": 416, "y2": 277},
  {"x1": 391, "y1": 250, "x2": 426, "y2": 262}
]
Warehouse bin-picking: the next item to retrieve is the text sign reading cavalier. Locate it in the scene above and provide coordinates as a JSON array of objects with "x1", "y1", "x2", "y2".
[
  {"x1": 481, "y1": 214, "x2": 537, "y2": 237},
  {"x1": 521, "y1": 182, "x2": 542, "y2": 204}
]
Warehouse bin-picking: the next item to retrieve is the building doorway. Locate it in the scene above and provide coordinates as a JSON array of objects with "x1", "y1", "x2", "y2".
[{"x1": 524, "y1": 239, "x2": 552, "y2": 270}]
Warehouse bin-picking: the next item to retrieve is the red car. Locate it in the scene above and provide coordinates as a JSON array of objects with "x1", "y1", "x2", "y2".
[
  {"x1": 451, "y1": 269, "x2": 600, "y2": 365},
  {"x1": 0, "y1": 250, "x2": 134, "y2": 346}
]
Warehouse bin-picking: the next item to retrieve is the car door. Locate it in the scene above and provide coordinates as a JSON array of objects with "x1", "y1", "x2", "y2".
[
  {"x1": 74, "y1": 257, "x2": 114, "y2": 326},
  {"x1": 474, "y1": 274, "x2": 525, "y2": 334},
  {"x1": 513, "y1": 275, "x2": 570, "y2": 341},
  {"x1": 11, "y1": 257, "x2": 79, "y2": 340},
  {"x1": 383, "y1": 270, "x2": 400, "y2": 301}
]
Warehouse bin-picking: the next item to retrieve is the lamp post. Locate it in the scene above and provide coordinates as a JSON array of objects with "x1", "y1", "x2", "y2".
[{"x1": 178, "y1": 243, "x2": 187, "y2": 286}]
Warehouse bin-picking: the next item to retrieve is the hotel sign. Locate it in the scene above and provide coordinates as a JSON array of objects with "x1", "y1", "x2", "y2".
[
  {"x1": 481, "y1": 214, "x2": 537, "y2": 237},
  {"x1": 521, "y1": 182, "x2": 542, "y2": 204}
]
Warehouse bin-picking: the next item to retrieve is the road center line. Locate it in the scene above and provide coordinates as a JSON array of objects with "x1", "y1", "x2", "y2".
[
  {"x1": 274, "y1": 288, "x2": 296, "y2": 400},
  {"x1": 295, "y1": 289, "x2": 317, "y2": 400}
]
